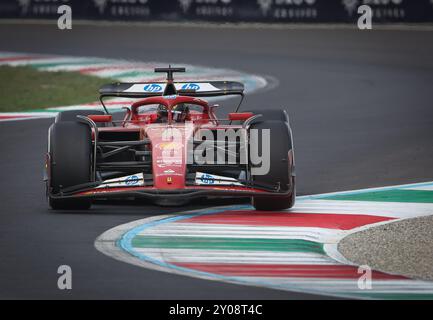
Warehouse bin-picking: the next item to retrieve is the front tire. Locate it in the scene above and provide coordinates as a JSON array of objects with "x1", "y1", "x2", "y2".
[
  {"x1": 249, "y1": 119, "x2": 296, "y2": 211},
  {"x1": 48, "y1": 121, "x2": 92, "y2": 210}
]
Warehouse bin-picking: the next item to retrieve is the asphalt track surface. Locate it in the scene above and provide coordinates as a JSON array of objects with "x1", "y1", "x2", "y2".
[{"x1": 1, "y1": 23, "x2": 433, "y2": 299}]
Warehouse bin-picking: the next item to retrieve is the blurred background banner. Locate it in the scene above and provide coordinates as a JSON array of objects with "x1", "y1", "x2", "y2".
[{"x1": 0, "y1": 0, "x2": 432, "y2": 23}]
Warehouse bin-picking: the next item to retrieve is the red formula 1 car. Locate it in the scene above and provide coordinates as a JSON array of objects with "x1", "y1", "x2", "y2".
[{"x1": 45, "y1": 67, "x2": 295, "y2": 210}]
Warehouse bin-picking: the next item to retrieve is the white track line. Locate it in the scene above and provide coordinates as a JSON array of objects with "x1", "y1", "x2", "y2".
[
  {"x1": 137, "y1": 223, "x2": 344, "y2": 242},
  {"x1": 294, "y1": 199, "x2": 433, "y2": 219},
  {"x1": 135, "y1": 249, "x2": 337, "y2": 265}
]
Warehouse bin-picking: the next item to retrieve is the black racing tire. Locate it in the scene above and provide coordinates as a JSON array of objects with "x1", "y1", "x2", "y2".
[
  {"x1": 249, "y1": 120, "x2": 295, "y2": 211},
  {"x1": 55, "y1": 109, "x2": 106, "y2": 127},
  {"x1": 48, "y1": 121, "x2": 92, "y2": 210},
  {"x1": 245, "y1": 109, "x2": 289, "y2": 124}
]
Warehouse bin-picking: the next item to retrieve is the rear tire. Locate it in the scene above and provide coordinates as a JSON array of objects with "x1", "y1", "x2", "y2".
[
  {"x1": 249, "y1": 119, "x2": 295, "y2": 211},
  {"x1": 48, "y1": 121, "x2": 92, "y2": 210}
]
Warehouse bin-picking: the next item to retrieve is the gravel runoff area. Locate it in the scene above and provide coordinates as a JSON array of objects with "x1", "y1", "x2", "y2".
[{"x1": 339, "y1": 215, "x2": 433, "y2": 281}]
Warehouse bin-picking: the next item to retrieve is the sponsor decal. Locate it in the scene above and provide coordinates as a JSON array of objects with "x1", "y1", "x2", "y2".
[
  {"x1": 342, "y1": 0, "x2": 359, "y2": 16},
  {"x1": 159, "y1": 169, "x2": 183, "y2": 177},
  {"x1": 125, "y1": 83, "x2": 218, "y2": 94},
  {"x1": 258, "y1": 0, "x2": 318, "y2": 20},
  {"x1": 18, "y1": 0, "x2": 72, "y2": 16},
  {"x1": 93, "y1": 0, "x2": 107, "y2": 14},
  {"x1": 257, "y1": 0, "x2": 273, "y2": 16},
  {"x1": 181, "y1": 83, "x2": 201, "y2": 91},
  {"x1": 125, "y1": 175, "x2": 140, "y2": 186},
  {"x1": 163, "y1": 95, "x2": 178, "y2": 99},
  {"x1": 92, "y1": 0, "x2": 150, "y2": 17},
  {"x1": 200, "y1": 173, "x2": 215, "y2": 184},
  {"x1": 96, "y1": 173, "x2": 143, "y2": 188},
  {"x1": 195, "y1": 172, "x2": 243, "y2": 186},
  {"x1": 156, "y1": 158, "x2": 182, "y2": 166},
  {"x1": 17, "y1": 0, "x2": 32, "y2": 15},
  {"x1": 175, "y1": 82, "x2": 219, "y2": 92},
  {"x1": 178, "y1": 0, "x2": 234, "y2": 17},
  {"x1": 342, "y1": 0, "x2": 406, "y2": 19},
  {"x1": 156, "y1": 141, "x2": 182, "y2": 150},
  {"x1": 143, "y1": 83, "x2": 163, "y2": 92},
  {"x1": 178, "y1": 0, "x2": 193, "y2": 13}
]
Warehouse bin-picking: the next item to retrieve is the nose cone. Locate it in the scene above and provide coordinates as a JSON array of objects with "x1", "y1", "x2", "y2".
[{"x1": 146, "y1": 124, "x2": 194, "y2": 190}]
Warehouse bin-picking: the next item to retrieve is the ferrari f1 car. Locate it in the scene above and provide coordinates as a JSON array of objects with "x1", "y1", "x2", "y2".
[{"x1": 45, "y1": 67, "x2": 295, "y2": 210}]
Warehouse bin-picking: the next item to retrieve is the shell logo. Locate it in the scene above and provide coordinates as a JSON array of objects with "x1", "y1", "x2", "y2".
[{"x1": 156, "y1": 142, "x2": 182, "y2": 150}]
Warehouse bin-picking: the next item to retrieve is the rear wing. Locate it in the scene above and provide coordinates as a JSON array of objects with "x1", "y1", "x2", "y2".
[
  {"x1": 98, "y1": 66, "x2": 245, "y2": 115},
  {"x1": 99, "y1": 81, "x2": 244, "y2": 98}
]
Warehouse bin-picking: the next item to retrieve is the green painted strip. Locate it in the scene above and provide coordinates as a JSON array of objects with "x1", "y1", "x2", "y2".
[
  {"x1": 30, "y1": 60, "x2": 106, "y2": 68},
  {"x1": 0, "y1": 108, "x2": 56, "y2": 113},
  {"x1": 321, "y1": 190, "x2": 433, "y2": 203},
  {"x1": 352, "y1": 292, "x2": 433, "y2": 300},
  {"x1": 131, "y1": 236, "x2": 325, "y2": 254}
]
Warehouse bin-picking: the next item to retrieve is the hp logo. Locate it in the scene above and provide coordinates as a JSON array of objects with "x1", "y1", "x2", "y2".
[
  {"x1": 125, "y1": 175, "x2": 139, "y2": 186},
  {"x1": 144, "y1": 84, "x2": 163, "y2": 92},
  {"x1": 200, "y1": 174, "x2": 214, "y2": 184},
  {"x1": 182, "y1": 83, "x2": 200, "y2": 91}
]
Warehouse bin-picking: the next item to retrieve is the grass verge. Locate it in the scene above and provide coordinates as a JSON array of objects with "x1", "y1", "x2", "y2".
[{"x1": 0, "y1": 66, "x2": 113, "y2": 112}]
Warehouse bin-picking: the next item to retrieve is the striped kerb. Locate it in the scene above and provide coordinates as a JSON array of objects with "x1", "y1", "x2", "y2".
[
  {"x1": 321, "y1": 189, "x2": 433, "y2": 203},
  {"x1": 131, "y1": 236, "x2": 325, "y2": 254},
  {"x1": 179, "y1": 212, "x2": 393, "y2": 230},
  {"x1": 118, "y1": 184, "x2": 433, "y2": 299},
  {"x1": 171, "y1": 263, "x2": 407, "y2": 279}
]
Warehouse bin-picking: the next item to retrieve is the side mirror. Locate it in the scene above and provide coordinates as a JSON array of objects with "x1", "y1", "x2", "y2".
[
  {"x1": 87, "y1": 115, "x2": 112, "y2": 123},
  {"x1": 228, "y1": 112, "x2": 254, "y2": 121}
]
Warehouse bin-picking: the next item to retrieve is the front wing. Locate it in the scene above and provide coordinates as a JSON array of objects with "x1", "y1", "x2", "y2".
[{"x1": 49, "y1": 185, "x2": 291, "y2": 201}]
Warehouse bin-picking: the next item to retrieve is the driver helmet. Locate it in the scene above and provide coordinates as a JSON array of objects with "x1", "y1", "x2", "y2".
[
  {"x1": 172, "y1": 104, "x2": 190, "y2": 122},
  {"x1": 156, "y1": 104, "x2": 168, "y2": 121}
]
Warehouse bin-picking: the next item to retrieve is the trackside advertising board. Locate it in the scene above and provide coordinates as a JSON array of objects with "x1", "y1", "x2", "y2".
[{"x1": 0, "y1": 0, "x2": 433, "y2": 23}]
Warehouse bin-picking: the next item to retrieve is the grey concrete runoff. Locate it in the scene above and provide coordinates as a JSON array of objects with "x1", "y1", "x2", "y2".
[{"x1": 339, "y1": 215, "x2": 433, "y2": 281}]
